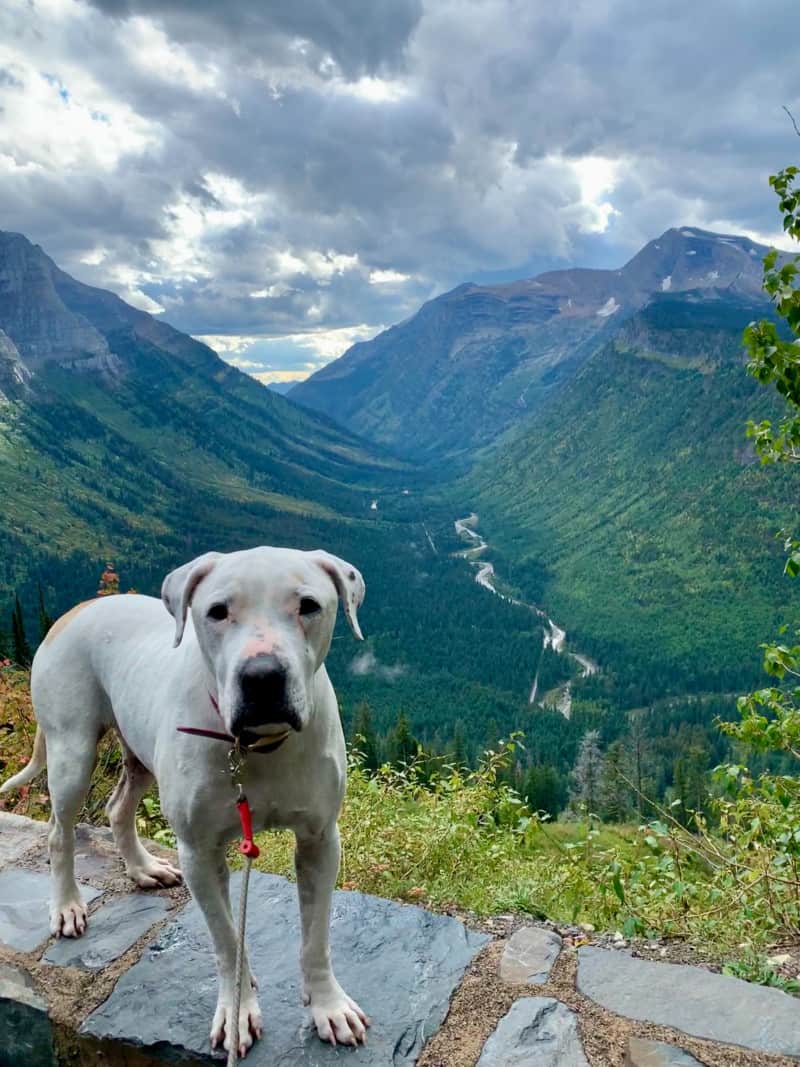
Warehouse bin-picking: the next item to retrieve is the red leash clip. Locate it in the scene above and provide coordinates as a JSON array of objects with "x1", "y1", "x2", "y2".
[{"x1": 236, "y1": 795, "x2": 261, "y2": 859}]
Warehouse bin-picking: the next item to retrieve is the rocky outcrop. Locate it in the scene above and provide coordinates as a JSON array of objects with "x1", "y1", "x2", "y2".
[
  {"x1": 0, "y1": 233, "x2": 117, "y2": 377},
  {"x1": 0, "y1": 329, "x2": 31, "y2": 400}
]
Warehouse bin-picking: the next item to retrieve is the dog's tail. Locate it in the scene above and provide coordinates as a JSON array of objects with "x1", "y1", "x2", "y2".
[{"x1": 0, "y1": 727, "x2": 47, "y2": 793}]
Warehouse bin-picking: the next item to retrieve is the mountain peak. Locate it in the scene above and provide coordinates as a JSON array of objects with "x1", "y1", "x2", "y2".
[
  {"x1": 293, "y1": 226, "x2": 772, "y2": 458},
  {"x1": 0, "y1": 230, "x2": 120, "y2": 378},
  {"x1": 619, "y1": 226, "x2": 766, "y2": 300}
]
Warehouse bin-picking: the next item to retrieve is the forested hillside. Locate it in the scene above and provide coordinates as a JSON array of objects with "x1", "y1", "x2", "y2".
[
  {"x1": 4, "y1": 227, "x2": 799, "y2": 823},
  {"x1": 465, "y1": 289, "x2": 796, "y2": 704},
  {"x1": 0, "y1": 231, "x2": 564, "y2": 762}
]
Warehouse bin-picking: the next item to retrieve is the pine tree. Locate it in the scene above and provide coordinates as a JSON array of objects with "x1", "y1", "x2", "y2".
[
  {"x1": 11, "y1": 595, "x2": 32, "y2": 667},
  {"x1": 673, "y1": 744, "x2": 710, "y2": 828},
  {"x1": 484, "y1": 718, "x2": 500, "y2": 752},
  {"x1": 350, "y1": 702, "x2": 379, "y2": 771},
  {"x1": 37, "y1": 583, "x2": 54, "y2": 641},
  {"x1": 599, "y1": 739, "x2": 631, "y2": 822},
  {"x1": 570, "y1": 729, "x2": 604, "y2": 815},
  {"x1": 524, "y1": 765, "x2": 565, "y2": 818},
  {"x1": 387, "y1": 711, "x2": 418, "y2": 766},
  {"x1": 628, "y1": 709, "x2": 650, "y2": 815},
  {"x1": 451, "y1": 721, "x2": 468, "y2": 768}
]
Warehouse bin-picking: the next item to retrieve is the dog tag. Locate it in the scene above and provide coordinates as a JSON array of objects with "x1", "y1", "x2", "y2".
[{"x1": 228, "y1": 743, "x2": 245, "y2": 788}]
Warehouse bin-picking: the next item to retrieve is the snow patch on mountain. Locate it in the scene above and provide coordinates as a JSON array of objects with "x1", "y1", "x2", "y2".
[{"x1": 596, "y1": 297, "x2": 620, "y2": 318}]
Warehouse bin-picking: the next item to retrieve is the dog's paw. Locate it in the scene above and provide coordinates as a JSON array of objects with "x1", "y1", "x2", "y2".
[
  {"x1": 210, "y1": 989, "x2": 263, "y2": 1058},
  {"x1": 50, "y1": 899, "x2": 88, "y2": 938},
  {"x1": 127, "y1": 853, "x2": 183, "y2": 889},
  {"x1": 308, "y1": 983, "x2": 370, "y2": 1047}
]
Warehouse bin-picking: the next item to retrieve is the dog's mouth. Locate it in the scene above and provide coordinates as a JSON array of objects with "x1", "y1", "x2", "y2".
[
  {"x1": 237, "y1": 727, "x2": 292, "y2": 753},
  {"x1": 232, "y1": 706, "x2": 303, "y2": 749}
]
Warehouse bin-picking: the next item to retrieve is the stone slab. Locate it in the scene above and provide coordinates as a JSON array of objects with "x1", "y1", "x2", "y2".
[
  {"x1": 0, "y1": 962, "x2": 56, "y2": 1067},
  {"x1": 72, "y1": 823, "x2": 124, "y2": 882},
  {"x1": 0, "y1": 868, "x2": 102, "y2": 952},
  {"x1": 82, "y1": 871, "x2": 489, "y2": 1065},
  {"x1": 43, "y1": 892, "x2": 170, "y2": 970},
  {"x1": 476, "y1": 997, "x2": 589, "y2": 1066},
  {"x1": 499, "y1": 926, "x2": 561, "y2": 985},
  {"x1": 578, "y1": 947, "x2": 800, "y2": 1056},
  {"x1": 626, "y1": 1037, "x2": 701, "y2": 1066},
  {"x1": 0, "y1": 811, "x2": 49, "y2": 869}
]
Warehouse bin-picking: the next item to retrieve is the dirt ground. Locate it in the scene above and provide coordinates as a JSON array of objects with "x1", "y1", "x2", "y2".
[{"x1": 418, "y1": 936, "x2": 800, "y2": 1067}]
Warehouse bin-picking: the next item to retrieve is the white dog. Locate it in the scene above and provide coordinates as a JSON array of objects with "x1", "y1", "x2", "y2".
[{"x1": 1, "y1": 546, "x2": 370, "y2": 1056}]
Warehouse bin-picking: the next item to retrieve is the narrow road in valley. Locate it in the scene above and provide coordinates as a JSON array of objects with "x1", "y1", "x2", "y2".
[{"x1": 454, "y1": 513, "x2": 598, "y2": 718}]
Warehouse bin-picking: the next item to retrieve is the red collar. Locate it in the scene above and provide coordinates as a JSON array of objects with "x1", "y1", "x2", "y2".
[{"x1": 176, "y1": 693, "x2": 290, "y2": 755}]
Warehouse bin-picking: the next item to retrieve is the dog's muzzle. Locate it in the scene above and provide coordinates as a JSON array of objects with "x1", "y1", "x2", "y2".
[{"x1": 232, "y1": 653, "x2": 301, "y2": 737}]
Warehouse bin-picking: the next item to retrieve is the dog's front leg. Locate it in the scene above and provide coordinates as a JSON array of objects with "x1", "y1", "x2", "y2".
[
  {"x1": 294, "y1": 823, "x2": 369, "y2": 1045},
  {"x1": 178, "y1": 840, "x2": 262, "y2": 1058}
]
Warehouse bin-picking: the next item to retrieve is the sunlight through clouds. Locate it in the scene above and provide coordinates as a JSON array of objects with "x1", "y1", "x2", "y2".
[{"x1": 0, "y1": 0, "x2": 797, "y2": 382}]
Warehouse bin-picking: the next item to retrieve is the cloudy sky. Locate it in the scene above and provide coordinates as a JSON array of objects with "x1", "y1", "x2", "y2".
[{"x1": 1, "y1": 0, "x2": 798, "y2": 383}]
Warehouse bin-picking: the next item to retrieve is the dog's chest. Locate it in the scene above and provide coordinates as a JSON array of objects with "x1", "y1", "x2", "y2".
[{"x1": 235, "y1": 751, "x2": 344, "y2": 837}]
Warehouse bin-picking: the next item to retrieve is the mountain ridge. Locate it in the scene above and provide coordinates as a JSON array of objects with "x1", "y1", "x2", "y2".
[{"x1": 291, "y1": 227, "x2": 773, "y2": 460}]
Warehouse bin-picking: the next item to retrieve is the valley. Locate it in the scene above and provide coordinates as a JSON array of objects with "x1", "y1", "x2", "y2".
[
  {"x1": 1, "y1": 223, "x2": 797, "y2": 817},
  {"x1": 453, "y1": 512, "x2": 598, "y2": 716}
]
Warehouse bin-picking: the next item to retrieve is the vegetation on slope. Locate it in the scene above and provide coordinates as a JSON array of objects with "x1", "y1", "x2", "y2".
[
  {"x1": 3, "y1": 659, "x2": 800, "y2": 976},
  {"x1": 467, "y1": 291, "x2": 797, "y2": 704}
]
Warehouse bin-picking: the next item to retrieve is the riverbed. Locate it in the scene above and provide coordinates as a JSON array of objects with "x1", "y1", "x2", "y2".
[{"x1": 454, "y1": 513, "x2": 597, "y2": 718}]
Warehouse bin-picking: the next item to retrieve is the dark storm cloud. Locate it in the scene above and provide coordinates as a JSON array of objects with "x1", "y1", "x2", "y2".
[
  {"x1": 84, "y1": 0, "x2": 423, "y2": 76},
  {"x1": 0, "y1": 0, "x2": 798, "y2": 375}
]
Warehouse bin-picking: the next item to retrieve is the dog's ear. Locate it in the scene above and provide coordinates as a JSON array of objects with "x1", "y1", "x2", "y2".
[
  {"x1": 309, "y1": 550, "x2": 365, "y2": 640},
  {"x1": 161, "y1": 552, "x2": 222, "y2": 647}
]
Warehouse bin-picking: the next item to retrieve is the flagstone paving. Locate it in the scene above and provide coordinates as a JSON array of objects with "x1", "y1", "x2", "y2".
[
  {"x1": 43, "y1": 893, "x2": 170, "y2": 971},
  {"x1": 475, "y1": 997, "x2": 588, "y2": 1066},
  {"x1": 2, "y1": 812, "x2": 800, "y2": 1066},
  {"x1": 0, "y1": 869, "x2": 101, "y2": 952},
  {"x1": 499, "y1": 926, "x2": 562, "y2": 985},
  {"x1": 577, "y1": 946, "x2": 800, "y2": 1057}
]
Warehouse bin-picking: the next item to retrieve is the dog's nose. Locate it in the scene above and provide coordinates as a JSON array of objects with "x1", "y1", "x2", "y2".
[{"x1": 233, "y1": 654, "x2": 292, "y2": 733}]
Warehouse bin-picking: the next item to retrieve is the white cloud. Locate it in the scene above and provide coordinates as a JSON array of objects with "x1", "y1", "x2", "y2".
[
  {"x1": 369, "y1": 268, "x2": 411, "y2": 285},
  {"x1": 597, "y1": 297, "x2": 620, "y2": 317},
  {"x1": 0, "y1": 47, "x2": 158, "y2": 173},
  {"x1": 252, "y1": 369, "x2": 308, "y2": 385},
  {"x1": 332, "y1": 76, "x2": 411, "y2": 103},
  {"x1": 350, "y1": 649, "x2": 405, "y2": 681},
  {"x1": 194, "y1": 334, "x2": 254, "y2": 355},
  {"x1": 283, "y1": 323, "x2": 383, "y2": 361},
  {"x1": 124, "y1": 16, "x2": 222, "y2": 95},
  {"x1": 1, "y1": 0, "x2": 796, "y2": 357}
]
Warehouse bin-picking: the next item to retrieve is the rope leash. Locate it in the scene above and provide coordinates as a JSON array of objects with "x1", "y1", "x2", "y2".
[
  {"x1": 176, "y1": 703, "x2": 281, "y2": 1062},
  {"x1": 228, "y1": 787, "x2": 261, "y2": 1066}
]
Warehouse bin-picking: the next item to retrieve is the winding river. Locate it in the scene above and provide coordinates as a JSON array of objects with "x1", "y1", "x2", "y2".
[{"x1": 454, "y1": 513, "x2": 597, "y2": 718}]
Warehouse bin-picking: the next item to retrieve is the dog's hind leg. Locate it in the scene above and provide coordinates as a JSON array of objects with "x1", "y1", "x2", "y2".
[
  {"x1": 46, "y1": 734, "x2": 98, "y2": 937},
  {"x1": 106, "y1": 745, "x2": 182, "y2": 888}
]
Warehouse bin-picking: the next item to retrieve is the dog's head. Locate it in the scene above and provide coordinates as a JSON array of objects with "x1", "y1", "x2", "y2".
[{"x1": 161, "y1": 546, "x2": 364, "y2": 739}]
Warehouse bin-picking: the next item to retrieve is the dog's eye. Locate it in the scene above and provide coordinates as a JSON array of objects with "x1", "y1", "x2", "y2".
[
  {"x1": 207, "y1": 603, "x2": 228, "y2": 621},
  {"x1": 299, "y1": 597, "x2": 321, "y2": 617}
]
